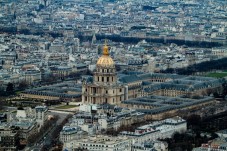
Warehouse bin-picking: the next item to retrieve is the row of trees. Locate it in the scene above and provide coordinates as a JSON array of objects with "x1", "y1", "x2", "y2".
[
  {"x1": 103, "y1": 112, "x2": 227, "y2": 150},
  {"x1": 105, "y1": 110, "x2": 227, "y2": 150},
  {"x1": 1, "y1": 24, "x2": 223, "y2": 48},
  {"x1": 161, "y1": 58, "x2": 227, "y2": 75},
  {"x1": 27, "y1": 115, "x2": 59, "y2": 146},
  {"x1": 0, "y1": 27, "x2": 63, "y2": 38},
  {"x1": 0, "y1": 81, "x2": 29, "y2": 97},
  {"x1": 41, "y1": 114, "x2": 73, "y2": 151},
  {"x1": 0, "y1": 82, "x2": 15, "y2": 96},
  {"x1": 159, "y1": 112, "x2": 227, "y2": 151},
  {"x1": 78, "y1": 34, "x2": 222, "y2": 48},
  {"x1": 161, "y1": 131, "x2": 217, "y2": 151},
  {"x1": 41, "y1": 70, "x2": 89, "y2": 85}
]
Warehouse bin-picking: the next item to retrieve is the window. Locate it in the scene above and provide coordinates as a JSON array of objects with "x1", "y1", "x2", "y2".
[
  {"x1": 102, "y1": 77, "x2": 104, "y2": 82},
  {"x1": 106, "y1": 90, "x2": 108, "y2": 94},
  {"x1": 107, "y1": 77, "x2": 109, "y2": 82}
]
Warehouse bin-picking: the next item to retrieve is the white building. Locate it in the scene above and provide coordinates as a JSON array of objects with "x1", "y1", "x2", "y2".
[
  {"x1": 16, "y1": 109, "x2": 27, "y2": 119},
  {"x1": 98, "y1": 109, "x2": 145, "y2": 130},
  {"x1": 35, "y1": 106, "x2": 48, "y2": 127},
  {"x1": 60, "y1": 126, "x2": 86, "y2": 143},
  {"x1": 71, "y1": 108, "x2": 144, "y2": 131},
  {"x1": 212, "y1": 47, "x2": 227, "y2": 58},
  {"x1": 79, "y1": 104, "x2": 99, "y2": 113},
  {"x1": 132, "y1": 140, "x2": 168, "y2": 151},
  {"x1": 22, "y1": 69, "x2": 42, "y2": 85},
  {"x1": 70, "y1": 117, "x2": 85, "y2": 126},
  {"x1": 63, "y1": 135, "x2": 132, "y2": 151},
  {"x1": 80, "y1": 123, "x2": 100, "y2": 135},
  {"x1": 98, "y1": 117, "x2": 121, "y2": 130},
  {"x1": 120, "y1": 116, "x2": 187, "y2": 143}
]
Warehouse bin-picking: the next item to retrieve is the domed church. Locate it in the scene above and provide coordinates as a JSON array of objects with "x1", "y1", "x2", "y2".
[{"x1": 82, "y1": 43, "x2": 125, "y2": 105}]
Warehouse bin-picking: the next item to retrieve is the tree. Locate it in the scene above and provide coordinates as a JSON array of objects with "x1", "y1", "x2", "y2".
[
  {"x1": 206, "y1": 88, "x2": 213, "y2": 96},
  {"x1": 106, "y1": 128, "x2": 118, "y2": 136},
  {"x1": 213, "y1": 91, "x2": 220, "y2": 98},
  {"x1": 6, "y1": 82, "x2": 14, "y2": 95},
  {"x1": 187, "y1": 114, "x2": 201, "y2": 127},
  {"x1": 18, "y1": 81, "x2": 28, "y2": 91},
  {"x1": 0, "y1": 99, "x2": 6, "y2": 110},
  {"x1": 0, "y1": 86, "x2": 6, "y2": 96},
  {"x1": 41, "y1": 73, "x2": 58, "y2": 84},
  {"x1": 39, "y1": 4, "x2": 45, "y2": 10},
  {"x1": 27, "y1": 119, "x2": 57, "y2": 146}
]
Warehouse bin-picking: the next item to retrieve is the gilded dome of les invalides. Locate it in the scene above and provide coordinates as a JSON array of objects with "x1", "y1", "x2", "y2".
[{"x1": 96, "y1": 44, "x2": 115, "y2": 68}]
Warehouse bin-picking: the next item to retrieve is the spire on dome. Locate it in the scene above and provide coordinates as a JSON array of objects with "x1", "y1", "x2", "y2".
[{"x1": 103, "y1": 39, "x2": 109, "y2": 55}]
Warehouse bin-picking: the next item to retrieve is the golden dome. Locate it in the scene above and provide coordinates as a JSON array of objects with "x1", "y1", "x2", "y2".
[
  {"x1": 96, "y1": 43, "x2": 115, "y2": 67},
  {"x1": 97, "y1": 55, "x2": 115, "y2": 67}
]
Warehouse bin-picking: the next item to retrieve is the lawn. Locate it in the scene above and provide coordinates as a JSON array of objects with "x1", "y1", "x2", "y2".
[
  {"x1": 55, "y1": 105, "x2": 78, "y2": 109},
  {"x1": 206, "y1": 72, "x2": 227, "y2": 78}
]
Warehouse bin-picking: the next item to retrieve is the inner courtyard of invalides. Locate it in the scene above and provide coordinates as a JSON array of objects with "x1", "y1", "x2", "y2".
[{"x1": 21, "y1": 43, "x2": 224, "y2": 120}]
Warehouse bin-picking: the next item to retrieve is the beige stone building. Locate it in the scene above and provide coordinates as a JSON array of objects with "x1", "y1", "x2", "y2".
[{"x1": 82, "y1": 44, "x2": 125, "y2": 105}]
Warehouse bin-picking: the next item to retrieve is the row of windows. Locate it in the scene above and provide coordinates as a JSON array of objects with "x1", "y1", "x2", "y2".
[
  {"x1": 85, "y1": 88, "x2": 123, "y2": 93},
  {"x1": 82, "y1": 144, "x2": 108, "y2": 147},
  {"x1": 97, "y1": 76, "x2": 114, "y2": 82},
  {"x1": 97, "y1": 68, "x2": 115, "y2": 73},
  {"x1": 84, "y1": 96, "x2": 123, "y2": 103},
  {"x1": 106, "y1": 89, "x2": 122, "y2": 94}
]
